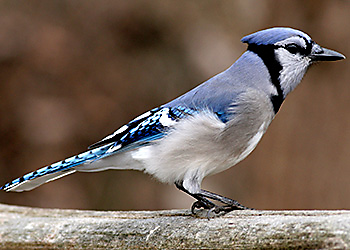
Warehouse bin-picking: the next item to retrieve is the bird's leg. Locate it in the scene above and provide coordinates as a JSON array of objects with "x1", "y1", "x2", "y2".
[
  {"x1": 175, "y1": 181, "x2": 253, "y2": 217},
  {"x1": 175, "y1": 182, "x2": 216, "y2": 214},
  {"x1": 197, "y1": 189, "x2": 253, "y2": 214}
]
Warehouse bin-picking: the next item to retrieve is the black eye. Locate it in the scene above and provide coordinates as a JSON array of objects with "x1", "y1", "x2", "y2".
[{"x1": 285, "y1": 44, "x2": 299, "y2": 54}]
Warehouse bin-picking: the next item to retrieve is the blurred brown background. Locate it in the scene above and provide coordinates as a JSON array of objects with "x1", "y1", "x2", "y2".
[{"x1": 0, "y1": 0, "x2": 349, "y2": 211}]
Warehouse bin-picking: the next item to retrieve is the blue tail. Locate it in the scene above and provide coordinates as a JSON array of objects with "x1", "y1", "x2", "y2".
[
  {"x1": 1, "y1": 144, "x2": 112, "y2": 192},
  {"x1": 1, "y1": 106, "x2": 195, "y2": 192}
]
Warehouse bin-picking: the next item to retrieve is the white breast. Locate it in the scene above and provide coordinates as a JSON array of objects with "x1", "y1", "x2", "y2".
[{"x1": 235, "y1": 122, "x2": 266, "y2": 164}]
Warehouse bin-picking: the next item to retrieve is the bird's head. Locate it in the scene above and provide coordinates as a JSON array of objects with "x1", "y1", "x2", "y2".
[{"x1": 241, "y1": 27, "x2": 345, "y2": 112}]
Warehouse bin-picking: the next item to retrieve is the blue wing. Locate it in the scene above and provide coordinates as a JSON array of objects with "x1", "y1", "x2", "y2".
[
  {"x1": 0, "y1": 106, "x2": 197, "y2": 192},
  {"x1": 89, "y1": 106, "x2": 198, "y2": 152}
]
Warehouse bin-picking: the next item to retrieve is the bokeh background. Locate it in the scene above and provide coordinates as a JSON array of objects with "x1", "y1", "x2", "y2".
[{"x1": 0, "y1": 0, "x2": 349, "y2": 211}]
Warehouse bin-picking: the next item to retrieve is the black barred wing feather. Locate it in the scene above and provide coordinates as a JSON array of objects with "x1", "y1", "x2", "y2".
[
  {"x1": 89, "y1": 106, "x2": 197, "y2": 153},
  {"x1": 0, "y1": 106, "x2": 197, "y2": 192}
]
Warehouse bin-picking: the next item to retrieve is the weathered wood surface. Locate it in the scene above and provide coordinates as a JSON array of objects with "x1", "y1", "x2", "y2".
[{"x1": 0, "y1": 203, "x2": 349, "y2": 249}]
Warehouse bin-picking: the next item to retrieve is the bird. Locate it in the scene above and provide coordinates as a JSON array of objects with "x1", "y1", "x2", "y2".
[{"x1": 1, "y1": 27, "x2": 345, "y2": 216}]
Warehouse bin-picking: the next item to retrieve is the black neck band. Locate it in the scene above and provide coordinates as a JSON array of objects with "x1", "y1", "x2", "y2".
[{"x1": 247, "y1": 44, "x2": 284, "y2": 114}]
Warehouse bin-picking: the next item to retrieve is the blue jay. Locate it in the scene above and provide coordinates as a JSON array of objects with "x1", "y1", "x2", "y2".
[{"x1": 1, "y1": 27, "x2": 345, "y2": 215}]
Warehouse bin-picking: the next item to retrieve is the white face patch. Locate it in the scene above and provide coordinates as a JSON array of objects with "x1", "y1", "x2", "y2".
[
  {"x1": 275, "y1": 47, "x2": 311, "y2": 96},
  {"x1": 273, "y1": 36, "x2": 313, "y2": 97}
]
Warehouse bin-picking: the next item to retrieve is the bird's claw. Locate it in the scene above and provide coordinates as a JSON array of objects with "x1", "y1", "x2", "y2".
[
  {"x1": 191, "y1": 202, "x2": 254, "y2": 219},
  {"x1": 191, "y1": 200, "x2": 212, "y2": 214}
]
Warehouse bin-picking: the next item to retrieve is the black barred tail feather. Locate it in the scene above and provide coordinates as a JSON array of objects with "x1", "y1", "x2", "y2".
[
  {"x1": 0, "y1": 27, "x2": 345, "y2": 218},
  {"x1": 1, "y1": 106, "x2": 195, "y2": 192},
  {"x1": 0, "y1": 144, "x2": 113, "y2": 192}
]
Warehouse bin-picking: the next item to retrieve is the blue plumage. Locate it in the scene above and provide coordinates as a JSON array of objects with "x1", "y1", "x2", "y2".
[
  {"x1": 90, "y1": 106, "x2": 197, "y2": 151},
  {"x1": 1, "y1": 144, "x2": 112, "y2": 191},
  {"x1": 1, "y1": 27, "x2": 345, "y2": 216},
  {"x1": 241, "y1": 27, "x2": 312, "y2": 45},
  {"x1": 0, "y1": 106, "x2": 197, "y2": 191}
]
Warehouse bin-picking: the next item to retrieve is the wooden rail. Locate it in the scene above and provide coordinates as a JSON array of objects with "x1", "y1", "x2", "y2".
[{"x1": 0, "y1": 203, "x2": 349, "y2": 249}]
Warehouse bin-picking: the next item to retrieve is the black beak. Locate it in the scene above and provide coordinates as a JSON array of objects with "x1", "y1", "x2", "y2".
[{"x1": 310, "y1": 46, "x2": 345, "y2": 62}]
